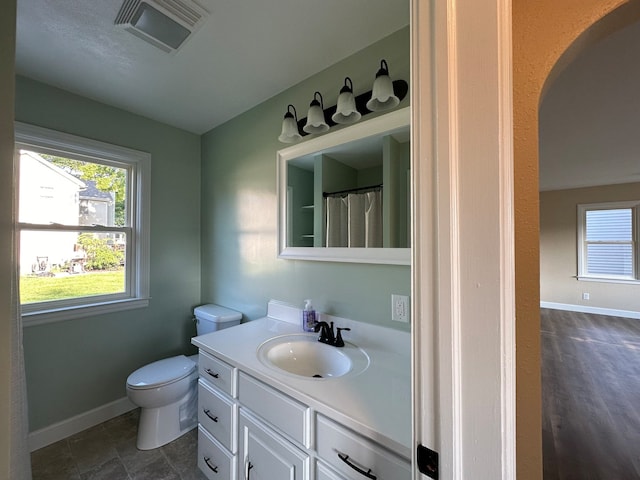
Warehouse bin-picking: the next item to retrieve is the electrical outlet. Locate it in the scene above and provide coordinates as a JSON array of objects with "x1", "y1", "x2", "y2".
[
  {"x1": 582, "y1": 292, "x2": 590, "y2": 300},
  {"x1": 392, "y1": 294, "x2": 410, "y2": 322}
]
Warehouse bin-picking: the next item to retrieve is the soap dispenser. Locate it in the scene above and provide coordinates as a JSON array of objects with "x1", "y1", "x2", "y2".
[{"x1": 302, "y1": 299, "x2": 317, "y2": 332}]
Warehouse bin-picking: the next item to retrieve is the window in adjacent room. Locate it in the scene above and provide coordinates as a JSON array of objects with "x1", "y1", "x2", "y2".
[
  {"x1": 577, "y1": 202, "x2": 639, "y2": 282},
  {"x1": 15, "y1": 123, "x2": 150, "y2": 325}
]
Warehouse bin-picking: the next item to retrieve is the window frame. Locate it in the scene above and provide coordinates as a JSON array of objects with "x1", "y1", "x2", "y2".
[
  {"x1": 15, "y1": 122, "x2": 151, "y2": 326},
  {"x1": 577, "y1": 201, "x2": 639, "y2": 283}
]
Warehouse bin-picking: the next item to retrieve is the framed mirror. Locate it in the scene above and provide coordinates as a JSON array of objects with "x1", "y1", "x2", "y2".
[{"x1": 277, "y1": 107, "x2": 410, "y2": 265}]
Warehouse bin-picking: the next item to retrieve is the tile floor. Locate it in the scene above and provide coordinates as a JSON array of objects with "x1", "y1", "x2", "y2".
[{"x1": 31, "y1": 409, "x2": 207, "y2": 480}]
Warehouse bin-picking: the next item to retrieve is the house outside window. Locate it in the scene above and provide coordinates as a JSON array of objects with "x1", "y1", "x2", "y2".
[
  {"x1": 577, "y1": 202, "x2": 639, "y2": 282},
  {"x1": 16, "y1": 123, "x2": 150, "y2": 325}
]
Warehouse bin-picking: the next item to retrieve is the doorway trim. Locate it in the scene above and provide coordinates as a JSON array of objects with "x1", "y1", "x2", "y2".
[{"x1": 411, "y1": 0, "x2": 515, "y2": 478}]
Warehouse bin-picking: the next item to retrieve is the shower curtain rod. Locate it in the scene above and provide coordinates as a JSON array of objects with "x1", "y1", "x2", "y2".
[{"x1": 323, "y1": 184, "x2": 383, "y2": 198}]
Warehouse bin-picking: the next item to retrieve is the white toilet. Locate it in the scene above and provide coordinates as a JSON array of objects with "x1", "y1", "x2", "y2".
[{"x1": 126, "y1": 304, "x2": 242, "y2": 450}]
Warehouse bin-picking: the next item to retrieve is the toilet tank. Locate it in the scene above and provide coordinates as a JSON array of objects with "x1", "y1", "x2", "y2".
[{"x1": 194, "y1": 304, "x2": 242, "y2": 335}]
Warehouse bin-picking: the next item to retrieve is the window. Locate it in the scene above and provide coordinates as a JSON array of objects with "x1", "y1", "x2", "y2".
[
  {"x1": 577, "y1": 202, "x2": 639, "y2": 282},
  {"x1": 16, "y1": 123, "x2": 150, "y2": 325}
]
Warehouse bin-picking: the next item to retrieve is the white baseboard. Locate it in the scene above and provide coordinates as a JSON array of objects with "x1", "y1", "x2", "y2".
[
  {"x1": 540, "y1": 301, "x2": 640, "y2": 320},
  {"x1": 28, "y1": 397, "x2": 137, "y2": 452}
]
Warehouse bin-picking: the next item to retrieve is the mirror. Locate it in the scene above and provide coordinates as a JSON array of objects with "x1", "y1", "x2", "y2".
[{"x1": 277, "y1": 107, "x2": 410, "y2": 265}]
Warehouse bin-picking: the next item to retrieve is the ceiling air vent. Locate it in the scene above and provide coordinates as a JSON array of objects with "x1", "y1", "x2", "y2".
[{"x1": 115, "y1": 0, "x2": 209, "y2": 53}]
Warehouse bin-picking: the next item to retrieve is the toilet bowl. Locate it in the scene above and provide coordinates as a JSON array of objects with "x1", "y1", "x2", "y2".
[
  {"x1": 126, "y1": 355, "x2": 199, "y2": 450},
  {"x1": 126, "y1": 304, "x2": 242, "y2": 450}
]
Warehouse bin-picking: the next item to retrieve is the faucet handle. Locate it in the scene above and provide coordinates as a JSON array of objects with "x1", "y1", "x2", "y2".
[
  {"x1": 334, "y1": 327, "x2": 351, "y2": 347},
  {"x1": 315, "y1": 321, "x2": 335, "y2": 344}
]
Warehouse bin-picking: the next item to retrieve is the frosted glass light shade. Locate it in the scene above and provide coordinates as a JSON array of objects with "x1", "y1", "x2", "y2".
[
  {"x1": 303, "y1": 92, "x2": 329, "y2": 134},
  {"x1": 366, "y1": 60, "x2": 400, "y2": 112},
  {"x1": 278, "y1": 105, "x2": 302, "y2": 143},
  {"x1": 332, "y1": 77, "x2": 361, "y2": 124}
]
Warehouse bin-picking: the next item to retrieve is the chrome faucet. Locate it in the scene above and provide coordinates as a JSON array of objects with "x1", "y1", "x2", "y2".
[{"x1": 314, "y1": 321, "x2": 351, "y2": 347}]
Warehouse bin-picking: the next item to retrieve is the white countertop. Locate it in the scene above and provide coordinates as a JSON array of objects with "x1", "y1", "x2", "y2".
[{"x1": 192, "y1": 300, "x2": 411, "y2": 459}]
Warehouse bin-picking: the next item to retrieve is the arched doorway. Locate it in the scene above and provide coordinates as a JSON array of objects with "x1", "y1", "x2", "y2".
[
  {"x1": 513, "y1": 1, "x2": 635, "y2": 478},
  {"x1": 538, "y1": 7, "x2": 640, "y2": 479}
]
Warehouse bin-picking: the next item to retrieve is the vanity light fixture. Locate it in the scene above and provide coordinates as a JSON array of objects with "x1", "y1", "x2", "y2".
[
  {"x1": 331, "y1": 77, "x2": 361, "y2": 125},
  {"x1": 276, "y1": 60, "x2": 409, "y2": 143},
  {"x1": 303, "y1": 92, "x2": 330, "y2": 134},
  {"x1": 278, "y1": 105, "x2": 303, "y2": 144},
  {"x1": 366, "y1": 59, "x2": 400, "y2": 112}
]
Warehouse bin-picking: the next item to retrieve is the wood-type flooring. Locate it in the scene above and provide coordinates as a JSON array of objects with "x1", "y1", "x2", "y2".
[{"x1": 542, "y1": 308, "x2": 640, "y2": 480}]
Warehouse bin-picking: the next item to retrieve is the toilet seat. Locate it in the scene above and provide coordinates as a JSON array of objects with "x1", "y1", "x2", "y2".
[{"x1": 127, "y1": 355, "x2": 196, "y2": 390}]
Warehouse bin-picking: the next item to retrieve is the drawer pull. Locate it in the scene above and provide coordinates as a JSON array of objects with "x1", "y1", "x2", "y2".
[
  {"x1": 203, "y1": 457, "x2": 219, "y2": 473},
  {"x1": 245, "y1": 460, "x2": 254, "y2": 479},
  {"x1": 338, "y1": 452, "x2": 377, "y2": 480},
  {"x1": 203, "y1": 409, "x2": 218, "y2": 422},
  {"x1": 205, "y1": 368, "x2": 220, "y2": 379}
]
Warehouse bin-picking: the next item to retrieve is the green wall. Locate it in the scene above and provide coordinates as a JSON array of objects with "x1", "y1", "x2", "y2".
[
  {"x1": 200, "y1": 27, "x2": 411, "y2": 328},
  {"x1": 0, "y1": 0, "x2": 16, "y2": 472},
  {"x1": 15, "y1": 25, "x2": 410, "y2": 434},
  {"x1": 15, "y1": 77, "x2": 202, "y2": 432}
]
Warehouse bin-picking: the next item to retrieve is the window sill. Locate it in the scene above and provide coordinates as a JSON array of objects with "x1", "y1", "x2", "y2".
[
  {"x1": 577, "y1": 276, "x2": 640, "y2": 285},
  {"x1": 22, "y1": 297, "x2": 150, "y2": 327}
]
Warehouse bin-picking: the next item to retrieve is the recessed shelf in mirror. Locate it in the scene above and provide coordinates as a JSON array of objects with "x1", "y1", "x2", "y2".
[{"x1": 277, "y1": 107, "x2": 410, "y2": 265}]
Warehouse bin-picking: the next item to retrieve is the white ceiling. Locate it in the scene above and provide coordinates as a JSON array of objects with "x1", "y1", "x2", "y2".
[
  {"x1": 540, "y1": 19, "x2": 640, "y2": 191},
  {"x1": 16, "y1": 0, "x2": 409, "y2": 134}
]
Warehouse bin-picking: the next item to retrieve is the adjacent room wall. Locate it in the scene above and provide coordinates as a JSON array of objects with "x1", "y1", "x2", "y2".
[
  {"x1": 200, "y1": 27, "x2": 411, "y2": 328},
  {"x1": 540, "y1": 182, "x2": 640, "y2": 314},
  {"x1": 15, "y1": 77, "x2": 202, "y2": 433},
  {"x1": 513, "y1": 0, "x2": 626, "y2": 477}
]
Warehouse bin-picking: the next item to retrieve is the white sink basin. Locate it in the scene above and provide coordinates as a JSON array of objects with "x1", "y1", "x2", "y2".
[{"x1": 256, "y1": 334, "x2": 369, "y2": 379}]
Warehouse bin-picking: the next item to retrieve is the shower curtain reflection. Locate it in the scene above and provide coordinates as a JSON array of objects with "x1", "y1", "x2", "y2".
[{"x1": 325, "y1": 187, "x2": 383, "y2": 247}]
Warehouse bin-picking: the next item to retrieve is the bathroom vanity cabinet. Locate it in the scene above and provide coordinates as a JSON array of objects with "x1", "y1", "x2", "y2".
[
  {"x1": 192, "y1": 300, "x2": 411, "y2": 480},
  {"x1": 195, "y1": 349, "x2": 410, "y2": 480}
]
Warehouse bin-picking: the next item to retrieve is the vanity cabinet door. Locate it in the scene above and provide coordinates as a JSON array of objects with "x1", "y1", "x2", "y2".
[{"x1": 238, "y1": 409, "x2": 309, "y2": 480}]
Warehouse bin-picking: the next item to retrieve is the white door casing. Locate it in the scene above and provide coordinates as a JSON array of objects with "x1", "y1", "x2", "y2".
[{"x1": 411, "y1": 0, "x2": 516, "y2": 478}]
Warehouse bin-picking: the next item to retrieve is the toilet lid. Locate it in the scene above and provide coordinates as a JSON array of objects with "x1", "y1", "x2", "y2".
[{"x1": 127, "y1": 355, "x2": 196, "y2": 389}]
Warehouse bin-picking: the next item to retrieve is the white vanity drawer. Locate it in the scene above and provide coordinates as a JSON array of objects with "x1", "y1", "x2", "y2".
[
  {"x1": 238, "y1": 372, "x2": 310, "y2": 448},
  {"x1": 199, "y1": 350, "x2": 236, "y2": 397},
  {"x1": 198, "y1": 379, "x2": 237, "y2": 453},
  {"x1": 198, "y1": 425, "x2": 237, "y2": 480},
  {"x1": 316, "y1": 460, "x2": 349, "y2": 480},
  {"x1": 316, "y1": 415, "x2": 411, "y2": 480}
]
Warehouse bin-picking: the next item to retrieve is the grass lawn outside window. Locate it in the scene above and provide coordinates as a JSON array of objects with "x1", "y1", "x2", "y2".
[{"x1": 21, "y1": 269, "x2": 126, "y2": 304}]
